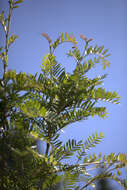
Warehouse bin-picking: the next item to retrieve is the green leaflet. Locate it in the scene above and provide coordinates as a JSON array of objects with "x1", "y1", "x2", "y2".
[
  {"x1": 41, "y1": 53, "x2": 56, "y2": 73},
  {"x1": 7, "y1": 34, "x2": 18, "y2": 47},
  {"x1": 93, "y1": 87, "x2": 120, "y2": 104},
  {"x1": 20, "y1": 99, "x2": 47, "y2": 118},
  {"x1": 0, "y1": 11, "x2": 4, "y2": 24},
  {"x1": 14, "y1": 0, "x2": 24, "y2": 5},
  {"x1": 51, "y1": 33, "x2": 77, "y2": 50},
  {"x1": 77, "y1": 132, "x2": 104, "y2": 162}
]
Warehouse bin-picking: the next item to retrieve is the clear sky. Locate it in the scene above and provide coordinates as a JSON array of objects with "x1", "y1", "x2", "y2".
[{"x1": 0, "y1": 0, "x2": 127, "y2": 189}]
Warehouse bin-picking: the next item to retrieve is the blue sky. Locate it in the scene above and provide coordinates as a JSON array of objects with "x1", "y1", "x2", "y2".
[{"x1": 0, "y1": 0, "x2": 127, "y2": 189}]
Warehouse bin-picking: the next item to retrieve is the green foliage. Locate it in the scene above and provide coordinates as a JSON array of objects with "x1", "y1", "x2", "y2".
[
  {"x1": 51, "y1": 33, "x2": 77, "y2": 51},
  {"x1": 7, "y1": 34, "x2": 18, "y2": 47},
  {"x1": 0, "y1": 1, "x2": 126, "y2": 190}
]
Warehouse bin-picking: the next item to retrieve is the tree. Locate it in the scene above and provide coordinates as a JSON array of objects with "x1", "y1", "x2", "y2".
[{"x1": 0, "y1": 0, "x2": 127, "y2": 189}]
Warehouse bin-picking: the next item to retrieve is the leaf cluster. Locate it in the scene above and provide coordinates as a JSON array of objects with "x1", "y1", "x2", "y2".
[{"x1": 0, "y1": 1, "x2": 126, "y2": 190}]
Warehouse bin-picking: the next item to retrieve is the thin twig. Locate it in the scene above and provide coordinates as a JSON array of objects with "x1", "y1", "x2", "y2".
[
  {"x1": 4, "y1": 3, "x2": 12, "y2": 73},
  {"x1": 79, "y1": 177, "x2": 96, "y2": 190}
]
